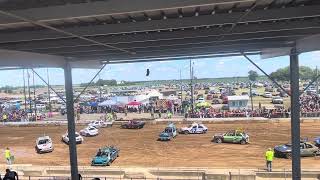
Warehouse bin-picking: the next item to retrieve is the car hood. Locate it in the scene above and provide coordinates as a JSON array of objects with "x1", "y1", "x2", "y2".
[
  {"x1": 159, "y1": 132, "x2": 170, "y2": 137},
  {"x1": 274, "y1": 144, "x2": 292, "y2": 152},
  {"x1": 92, "y1": 156, "x2": 109, "y2": 163},
  {"x1": 37, "y1": 143, "x2": 52, "y2": 149}
]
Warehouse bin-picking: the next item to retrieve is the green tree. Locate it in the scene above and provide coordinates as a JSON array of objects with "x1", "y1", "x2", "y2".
[
  {"x1": 270, "y1": 66, "x2": 315, "y2": 81},
  {"x1": 248, "y1": 70, "x2": 258, "y2": 82}
]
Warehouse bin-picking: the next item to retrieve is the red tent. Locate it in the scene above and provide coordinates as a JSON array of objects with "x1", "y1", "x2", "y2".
[{"x1": 127, "y1": 101, "x2": 141, "y2": 106}]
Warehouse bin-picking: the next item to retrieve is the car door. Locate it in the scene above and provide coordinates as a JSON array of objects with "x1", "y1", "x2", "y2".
[
  {"x1": 303, "y1": 143, "x2": 315, "y2": 157},
  {"x1": 191, "y1": 125, "x2": 197, "y2": 133},
  {"x1": 300, "y1": 143, "x2": 308, "y2": 157},
  {"x1": 197, "y1": 125, "x2": 203, "y2": 133},
  {"x1": 223, "y1": 132, "x2": 234, "y2": 143}
]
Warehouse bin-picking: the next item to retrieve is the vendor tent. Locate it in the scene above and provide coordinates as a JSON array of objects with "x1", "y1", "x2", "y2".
[
  {"x1": 127, "y1": 101, "x2": 142, "y2": 106},
  {"x1": 98, "y1": 100, "x2": 118, "y2": 106}
]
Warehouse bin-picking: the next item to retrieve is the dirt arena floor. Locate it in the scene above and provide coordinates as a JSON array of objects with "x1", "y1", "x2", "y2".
[{"x1": 0, "y1": 120, "x2": 319, "y2": 169}]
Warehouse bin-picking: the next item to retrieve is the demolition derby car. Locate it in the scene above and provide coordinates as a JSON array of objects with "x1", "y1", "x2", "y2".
[
  {"x1": 179, "y1": 122, "x2": 208, "y2": 134},
  {"x1": 80, "y1": 126, "x2": 99, "y2": 137},
  {"x1": 158, "y1": 123, "x2": 177, "y2": 141},
  {"x1": 121, "y1": 120, "x2": 145, "y2": 129},
  {"x1": 314, "y1": 137, "x2": 320, "y2": 148},
  {"x1": 88, "y1": 120, "x2": 113, "y2": 128},
  {"x1": 212, "y1": 129, "x2": 249, "y2": 144},
  {"x1": 274, "y1": 141, "x2": 320, "y2": 159},
  {"x1": 62, "y1": 132, "x2": 84, "y2": 144},
  {"x1": 91, "y1": 146, "x2": 120, "y2": 166},
  {"x1": 35, "y1": 136, "x2": 54, "y2": 153}
]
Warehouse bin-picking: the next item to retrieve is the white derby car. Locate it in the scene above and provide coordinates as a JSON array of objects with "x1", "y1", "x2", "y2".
[
  {"x1": 80, "y1": 126, "x2": 99, "y2": 137},
  {"x1": 88, "y1": 120, "x2": 113, "y2": 128},
  {"x1": 179, "y1": 122, "x2": 208, "y2": 134},
  {"x1": 35, "y1": 136, "x2": 54, "y2": 153},
  {"x1": 62, "y1": 132, "x2": 84, "y2": 144}
]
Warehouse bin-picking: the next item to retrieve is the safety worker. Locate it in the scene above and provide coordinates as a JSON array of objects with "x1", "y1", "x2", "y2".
[
  {"x1": 265, "y1": 148, "x2": 274, "y2": 172},
  {"x1": 5, "y1": 147, "x2": 12, "y2": 165}
]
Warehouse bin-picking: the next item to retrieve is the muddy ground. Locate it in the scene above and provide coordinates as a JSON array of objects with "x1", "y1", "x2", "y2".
[{"x1": 0, "y1": 121, "x2": 319, "y2": 169}]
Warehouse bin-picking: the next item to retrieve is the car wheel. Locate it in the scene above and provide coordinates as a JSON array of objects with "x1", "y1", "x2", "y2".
[
  {"x1": 285, "y1": 153, "x2": 292, "y2": 159},
  {"x1": 184, "y1": 130, "x2": 189, "y2": 134},
  {"x1": 107, "y1": 162, "x2": 111, "y2": 166},
  {"x1": 86, "y1": 133, "x2": 89, "y2": 136},
  {"x1": 312, "y1": 152, "x2": 317, "y2": 157},
  {"x1": 240, "y1": 140, "x2": 246, "y2": 145},
  {"x1": 216, "y1": 138, "x2": 222, "y2": 143}
]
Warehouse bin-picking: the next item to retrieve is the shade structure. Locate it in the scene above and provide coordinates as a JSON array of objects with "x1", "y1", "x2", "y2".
[
  {"x1": 127, "y1": 101, "x2": 142, "y2": 106},
  {"x1": 98, "y1": 100, "x2": 118, "y2": 106}
]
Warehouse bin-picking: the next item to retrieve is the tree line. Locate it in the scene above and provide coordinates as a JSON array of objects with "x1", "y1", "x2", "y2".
[{"x1": 248, "y1": 66, "x2": 318, "y2": 82}]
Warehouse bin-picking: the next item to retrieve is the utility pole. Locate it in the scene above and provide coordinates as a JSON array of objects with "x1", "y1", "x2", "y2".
[
  {"x1": 47, "y1": 68, "x2": 51, "y2": 112},
  {"x1": 23, "y1": 69, "x2": 27, "y2": 111},
  {"x1": 180, "y1": 69, "x2": 183, "y2": 115},
  {"x1": 27, "y1": 69, "x2": 32, "y2": 112},
  {"x1": 190, "y1": 60, "x2": 194, "y2": 115},
  {"x1": 250, "y1": 82, "x2": 254, "y2": 117},
  {"x1": 316, "y1": 66, "x2": 319, "y2": 94},
  {"x1": 32, "y1": 70, "x2": 37, "y2": 120}
]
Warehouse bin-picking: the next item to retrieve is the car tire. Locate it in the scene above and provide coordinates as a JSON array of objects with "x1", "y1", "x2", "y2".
[
  {"x1": 240, "y1": 140, "x2": 246, "y2": 145},
  {"x1": 107, "y1": 162, "x2": 111, "y2": 166},
  {"x1": 285, "y1": 153, "x2": 292, "y2": 159},
  {"x1": 184, "y1": 130, "x2": 189, "y2": 134},
  {"x1": 216, "y1": 138, "x2": 222, "y2": 143}
]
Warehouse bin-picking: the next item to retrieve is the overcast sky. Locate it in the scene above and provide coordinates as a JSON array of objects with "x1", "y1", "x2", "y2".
[{"x1": 1, "y1": 51, "x2": 319, "y2": 87}]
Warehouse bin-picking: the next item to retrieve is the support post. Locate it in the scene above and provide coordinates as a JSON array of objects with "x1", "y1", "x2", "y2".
[
  {"x1": 250, "y1": 82, "x2": 254, "y2": 117},
  {"x1": 64, "y1": 62, "x2": 79, "y2": 180},
  {"x1": 290, "y1": 47, "x2": 301, "y2": 180}
]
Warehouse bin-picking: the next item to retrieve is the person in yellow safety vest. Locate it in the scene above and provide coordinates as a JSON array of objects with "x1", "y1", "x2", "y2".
[
  {"x1": 167, "y1": 112, "x2": 172, "y2": 119},
  {"x1": 265, "y1": 148, "x2": 274, "y2": 172},
  {"x1": 5, "y1": 147, "x2": 12, "y2": 165}
]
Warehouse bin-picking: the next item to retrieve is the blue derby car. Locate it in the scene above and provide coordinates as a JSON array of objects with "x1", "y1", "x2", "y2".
[
  {"x1": 91, "y1": 146, "x2": 119, "y2": 166},
  {"x1": 158, "y1": 123, "x2": 177, "y2": 141}
]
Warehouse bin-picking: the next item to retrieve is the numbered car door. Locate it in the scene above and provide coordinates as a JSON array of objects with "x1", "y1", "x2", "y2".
[{"x1": 197, "y1": 125, "x2": 204, "y2": 133}]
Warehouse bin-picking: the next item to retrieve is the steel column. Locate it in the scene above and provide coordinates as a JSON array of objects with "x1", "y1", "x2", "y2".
[
  {"x1": 290, "y1": 47, "x2": 301, "y2": 180},
  {"x1": 64, "y1": 62, "x2": 79, "y2": 180}
]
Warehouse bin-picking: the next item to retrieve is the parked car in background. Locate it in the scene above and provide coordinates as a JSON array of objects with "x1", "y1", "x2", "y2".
[
  {"x1": 263, "y1": 92, "x2": 272, "y2": 98},
  {"x1": 35, "y1": 136, "x2": 53, "y2": 153},
  {"x1": 212, "y1": 98, "x2": 223, "y2": 104},
  {"x1": 272, "y1": 96, "x2": 284, "y2": 104}
]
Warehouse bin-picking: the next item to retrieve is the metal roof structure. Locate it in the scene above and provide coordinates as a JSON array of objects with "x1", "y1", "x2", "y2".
[
  {"x1": 0, "y1": 0, "x2": 319, "y2": 67},
  {"x1": 0, "y1": 1, "x2": 319, "y2": 180}
]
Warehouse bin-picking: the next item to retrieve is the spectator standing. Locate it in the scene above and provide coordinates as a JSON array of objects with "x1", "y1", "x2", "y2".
[
  {"x1": 3, "y1": 169, "x2": 18, "y2": 180},
  {"x1": 265, "y1": 148, "x2": 274, "y2": 172},
  {"x1": 4, "y1": 148, "x2": 12, "y2": 165}
]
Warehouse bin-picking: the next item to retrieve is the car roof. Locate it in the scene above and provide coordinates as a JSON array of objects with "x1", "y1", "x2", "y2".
[{"x1": 37, "y1": 136, "x2": 51, "y2": 141}]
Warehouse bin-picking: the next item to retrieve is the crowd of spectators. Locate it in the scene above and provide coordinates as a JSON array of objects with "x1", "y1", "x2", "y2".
[
  {"x1": 300, "y1": 94, "x2": 320, "y2": 117},
  {"x1": 187, "y1": 106, "x2": 291, "y2": 118}
]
